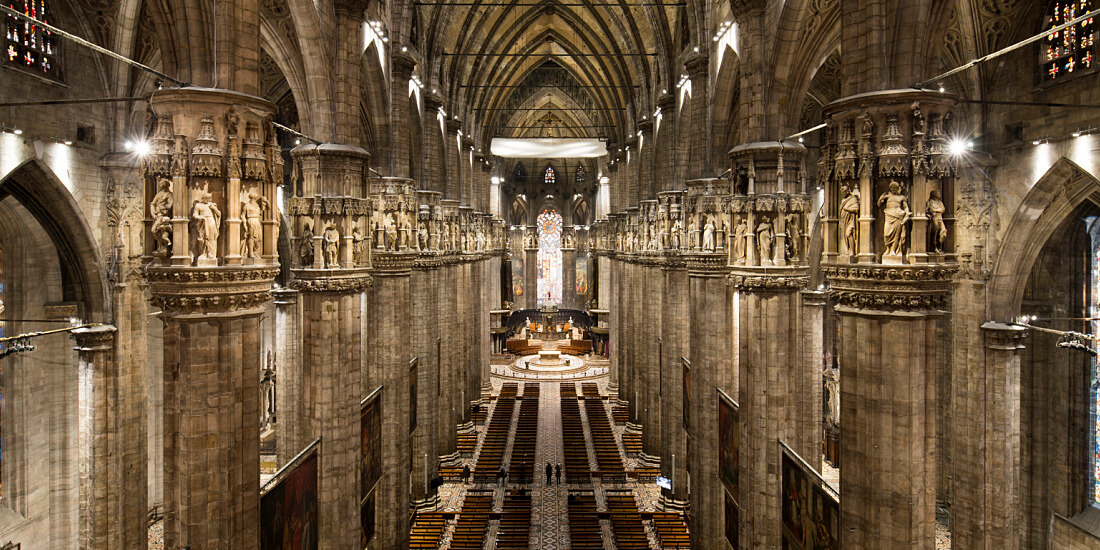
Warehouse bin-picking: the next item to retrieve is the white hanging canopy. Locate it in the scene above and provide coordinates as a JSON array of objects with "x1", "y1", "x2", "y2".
[{"x1": 490, "y1": 138, "x2": 608, "y2": 158}]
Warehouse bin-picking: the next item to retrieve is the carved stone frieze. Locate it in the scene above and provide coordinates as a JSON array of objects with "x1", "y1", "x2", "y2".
[
  {"x1": 822, "y1": 263, "x2": 957, "y2": 311},
  {"x1": 288, "y1": 274, "x2": 374, "y2": 293},
  {"x1": 727, "y1": 274, "x2": 810, "y2": 290}
]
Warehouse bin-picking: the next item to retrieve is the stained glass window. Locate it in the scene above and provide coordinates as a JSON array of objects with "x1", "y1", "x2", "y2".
[
  {"x1": 536, "y1": 209, "x2": 562, "y2": 305},
  {"x1": 5, "y1": 0, "x2": 59, "y2": 78},
  {"x1": 576, "y1": 166, "x2": 586, "y2": 185},
  {"x1": 544, "y1": 167, "x2": 555, "y2": 185},
  {"x1": 1041, "y1": 0, "x2": 1094, "y2": 82}
]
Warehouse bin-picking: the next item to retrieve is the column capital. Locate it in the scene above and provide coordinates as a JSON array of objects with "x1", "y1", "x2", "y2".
[
  {"x1": 822, "y1": 263, "x2": 957, "y2": 312},
  {"x1": 657, "y1": 93, "x2": 676, "y2": 113},
  {"x1": 636, "y1": 118, "x2": 654, "y2": 134},
  {"x1": 392, "y1": 50, "x2": 418, "y2": 78},
  {"x1": 728, "y1": 266, "x2": 809, "y2": 291},
  {"x1": 980, "y1": 321, "x2": 1028, "y2": 350},
  {"x1": 146, "y1": 266, "x2": 279, "y2": 315},
  {"x1": 684, "y1": 51, "x2": 709, "y2": 78},
  {"x1": 71, "y1": 324, "x2": 117, "y2": 350}
]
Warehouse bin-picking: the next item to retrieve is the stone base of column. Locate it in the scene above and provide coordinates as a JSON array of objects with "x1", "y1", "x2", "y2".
[
  {"x1": 411, "y1": 493, "x2": 441, "y2": 513},
  {"x1": 637, "y1": 452, "x2": 661, "y2": 468},
  {"x1": 624, "y1": 422, "x2": 643, "y2": 434},
  {"x1": 457, "y1": 421, "x2": 475, "y2": 432},
  {"x1": 606, "y1": 383, "x2": 619, "y2": 396},
  {"x1": 658, "y1": 495, "x2": 690, "y2": 513},
  {"x1": 439, "y1": 452, "x2": 463, "y2": 468}
]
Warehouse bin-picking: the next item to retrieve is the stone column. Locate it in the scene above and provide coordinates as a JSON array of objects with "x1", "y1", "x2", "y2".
[
  {"x1": 367, "y1": 254, "x2": 415, "y2": 549},
  {"x1": 411, "y1": 255, "x2": 441, "y2": 506},
  {"x1": 608, "y1": 256, "x2": 621, "y2": 392},
  {"x1": 525, "y1": 244, "x2": 538, "y2": 308},
  {"x1": 656, "y1": 94, "x2": 678, "y2": 195},
  {"x1": 151, "y1": 274, "x2": 273, "y2": 550},
  {"x1": 659, "y1": 260, "x2": 689, "y2": 507},
  {"x1": 562, "y1": 245, "x2": 576, "y2": 309},
  {"x1": 421, "y1": 93, "x2": 447, "y2": 194},
  {"x1": 273, "y1": 288, "x2": 303, "y2": 467},
  {"x1": 951, "y1": 322, "x2": 1026, "y2": 549},
  {"x1": 444, "y1": 119, "x2": 462, "y2": 201},
  {"x1": 731, "y1": 272, "x2": 811, "y2": 548},
  {"x1": 823, "y1": 265, "x2": 954, "y2": 548},
  {"x1": 686, "y1": 257, "x2": 731, "y2": 550},
  {"x1": 636, "y1": 119, "x2": 654, "y2": 203},
  {"x1": 684, "y1": 52, "x2": 711, "y2": 178},
  {"x1": 639, "y1": 259, "x2": 662, "y2": 466},
  {"x1": 388, "y1": 52, "x2": 417, "y2": 178},
  {"x1": 437, "y1": 260, "x2": 460, "y2": 466},
  {"x1": 143, "y1": 87, "x2": 281, "y2": 550},
  {"x1": 74, "y1": 325, "x2": 147, "y2": 550}
]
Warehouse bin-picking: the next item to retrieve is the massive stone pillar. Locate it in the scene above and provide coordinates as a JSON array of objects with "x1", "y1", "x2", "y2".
[
  {"x1": 659, "y1": 260, "x2": 689, "y2": 508},
  {"x1": 562, "y1": 242, "x2": 576, "y2": 309},
  {"x1": 143, "y1": 87, "x2": 281, "y2": 550},
  {"x1": 74, "y1": 325, "x2": 146, "y2": 550},
  {"x1": 686, "y1": 255, "x2": 731, "y2": 550},
  {"x1": 950, "y1": 322, "x2": 1026, "y2": 548},
  {"x1": 273, "y1": 288, "x2": 303, "y2": 467},
  {"x1": 286, "y1": 142, "x2": 373, "y2": 550},
  {"x1": 820, "y1": 90, "x2": 957, "y2": 548},
  {"x1": 525, "y1": 242, "x2": 538, "y2": 308},
  {"x1": 366, "y1": 241, "x2": 415, "y2": 549},
  {"x1": 725, "y1": 146, "x2": 818, "y2": 548}
]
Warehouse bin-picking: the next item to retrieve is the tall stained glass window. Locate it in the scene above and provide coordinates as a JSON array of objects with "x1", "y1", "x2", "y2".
[
  {"x1": 5, "y1": 0, "x2": 59, "y2": 77},
  {"x1": 536, "y1": 209, "x2": 562, "y2": 305},
  {"x1": 576, "y1": 166, "x2": 586, "y2": 185},
  {"x1": 1041, "y1": 0, "x2": 1094, "y2": 82},
  {"x1": 544, "y1": 166, "x2": 555, "y2": 185}
]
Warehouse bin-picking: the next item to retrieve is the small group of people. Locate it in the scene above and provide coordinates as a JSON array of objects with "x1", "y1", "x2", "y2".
[{"x1": 545, "y1": 462, "x2": 562, "y2": 485}]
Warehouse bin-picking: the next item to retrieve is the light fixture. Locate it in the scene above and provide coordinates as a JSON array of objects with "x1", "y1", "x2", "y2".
[
  {"x1": 294, "y1": 138, "x2": 302, "y2": 145},
  {"x1": 948, "y1": 138, "x2": 969, "y2": 156},
  {"x1": 938, "y1": 84, "x2": 945, "y2": 93},
  {"x1": 401, "y1": 46, "x2": 407, "y2": 52},
  {"x1": 1032, "y1": 139, "x2": 1041, "y2": 145},
  {"x1": 1073, "y1": 130, "x2": 1082, "y2": 138},
  {"x1": 13, "y1": 128, "x2": 22, "y2": 135},
  {"x1": 797, "y1": 136, "x2": 804, "y2": 143},
  {"x1": 63, "y1": 140, "x2": 72, "y2": 145}
]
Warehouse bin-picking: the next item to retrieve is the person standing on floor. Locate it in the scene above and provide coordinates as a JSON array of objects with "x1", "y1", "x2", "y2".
[
  {"x1": 546, "y1": 462, "x2": 553, "y2": 484},
  {"x1": 556, "y1": 463, "x2": 562, "y2": 484},
  {"x1": 462, "y1": 463, "x2": 471, "y2": 484}
]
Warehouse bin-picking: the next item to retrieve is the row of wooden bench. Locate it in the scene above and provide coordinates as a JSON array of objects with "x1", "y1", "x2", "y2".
[
  {"x1": 567, "y1": 492, "x2": 604, "y2": 549},
  {"x1": 508, "y1": 383, "x2": 539, "y2": 484},
  {"x1": 560, "y1": 384, "x2": 594, "y2": 483},
  {"x1": 408, "y1": 511, "x2": 448, "y2": 549},
  {"x1": 652, "y1": 511, "x2": 691, "y2": 548},
  {"x1": 607, "y1": 490, "x2": 649, "y2": 549},
  {"x1": 473, "y1": 383, "x2": 516, "y2": 483},
  {"x1": 584, "y1": 395, "x2": 626, "y2": 481},
  {"x1": 450, "y1": 491, "x2": 493, "y2": 549},
  {"x1": 495, "y1": 490, "x2": 532, "y2": 549}
]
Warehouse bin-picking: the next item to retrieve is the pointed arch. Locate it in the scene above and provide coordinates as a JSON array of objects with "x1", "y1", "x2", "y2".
[
  {"x1": 989, "y1": 158, "x2": 1100, "y2": 321},
  {"x1": 0, "y1": 160, "x2": 107, "y2": 320}
]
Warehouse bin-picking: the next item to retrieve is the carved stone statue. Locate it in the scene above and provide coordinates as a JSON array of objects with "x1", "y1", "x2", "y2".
[
  {"x1": 323, "y1": 225, "x2": 340, "y2": 268},
  {"x1": 702, "y1": 218, "x2": 716, "y2": 252},
  {"x1": 785, "y1": 213, "x2": 801, "y2": 261},
  {"x1": 352, "y1": 226, "x2": 367, "y2": 265},
  {"x1": 689, "y1": 218, "x2": 699, "y2": 250},
  {"x1": 300, "y1": 223, "x2": 314, "y2": 267},
  {"x1": 927, "y1": 190, "x2": 947, "y2": 253},
  {"x1": 150, "y1": 178, "x2": 173, "y2": 257},
  {"x1": 757, "y1": 218, "x2": 774, "y2": 264},
  {"x1": 671, "y1": 219, "x2": 682, "y2": 249},
  {"x1": 241, "y1": 191, "x2": 267, "y2": 258},
  {"x1": 878, "y1": 181, "x2": 911, "y2": 259},
  {"x1": 385, "y1": 214, "x2": 398, "y2": 251},
  {"x1": 399, "y1": 218, "x2": 411, "y2": 250},
  {"x1": 840, "y1": 184, "x2": 860, "y2": 256},
  {"x1": 418, "y1": 220, "x2": 429, "y2": 251},
  {"x1": 190, "y1": 192, "x2": 221, "y2": 261},
  {"x1": 733, "y1": 217, "x2": 748, "y2": 262}
]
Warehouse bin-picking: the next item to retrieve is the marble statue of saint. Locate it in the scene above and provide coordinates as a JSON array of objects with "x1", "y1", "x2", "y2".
[
  {"x1": 241, "y1": 191, "x2": 267, "y2": 258},
  {"x1": 757, "y1": 218, "x2": 774, "y2": 263},
  {"x1": 785, "y1": 213, "x2": 801, "y2": 261},
  {"x1": 299, "y1": 223, "x2": 314, "y2": 267},
  {"x1": 190, "y1": 192, "x2": 221, "y2": 260},
  {"x1": 352, "y1": 226, "x2": 366, "y2": 265},
  {"x1": 385, "y1": 214, "x2": 398, "y2": 251},
  {"x1": 399, "y1": 219, "x2": 411, "y2": 250},
  {"x1": 702, "y1": 218, "x2": 716, "y2": 252},
  {"x1": 150, "y1": 178, "x2": 173, "y2": 257},
  {"x1": 878, "y1": 181, "x2": 911, "y2": 257},
  {"x1": 927, "y1": 190, "x2": 948, "y2": 253},
  {"x1": 418, "y1": 220, "x2": 429, "y2": 251},
  {"x1": 671, "y1": 219, "x2": 682, "y2": 249},
  {"x1": 689, "y1": 218, "x2": 699, "y2": 249},
  {"x1": 840, "y1": 185, "x2": 860, "y2": 255},
  {"x1": 733, "y1": 217, "x2": 748, "y2": 262},
  {"x1": 323, "y1": 225, "x2": 340, "y2": 268}
]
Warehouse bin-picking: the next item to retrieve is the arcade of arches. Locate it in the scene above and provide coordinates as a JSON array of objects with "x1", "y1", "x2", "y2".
[{"x1": 0, "y1": 0, "x2": 1099, "y2": 548}]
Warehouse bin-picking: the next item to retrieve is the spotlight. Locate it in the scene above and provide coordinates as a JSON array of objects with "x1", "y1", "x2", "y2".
[
  {"x1": 132, "y1": 139, "x2": 151, "y2": 156},
  {"x1": 63, "y1": 140, "x2": 72, "y2": 145},
  {"x1": 937, "y1": 84, "x2": 945, "y2": 93},
  {"x1": 295, "y1": 138, "x2": 302, "y2": 145},
  {"x1": 797, "y1": 136, "x2": 804, "y2": 143},
  {"x1": 947, "y1": 138, "x2": 969, "y2": 156},
  {"x1": 13, "y1": 128, "x2": 22, "y2": 135},
  {"x1": 1073, "y1": 130, "x2": 1082, "y2": 138},
  {"x1": 1032, "y1": 139, "x2": 1041, "y2": 145}
]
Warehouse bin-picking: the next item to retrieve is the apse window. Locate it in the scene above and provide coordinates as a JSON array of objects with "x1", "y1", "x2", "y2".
[
  {"x1": 4, "y1": 0, "x2": 60, "y2": 79},
  {"x1": 1040, "y1": 0, "x2": 1095, "y2": 82},
  {"x1": 536, "y1": 209, "x2": 562, "y2": 305},
  {"x1": 544, "y1": 166, "x2": 556, "y2": 185}
]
